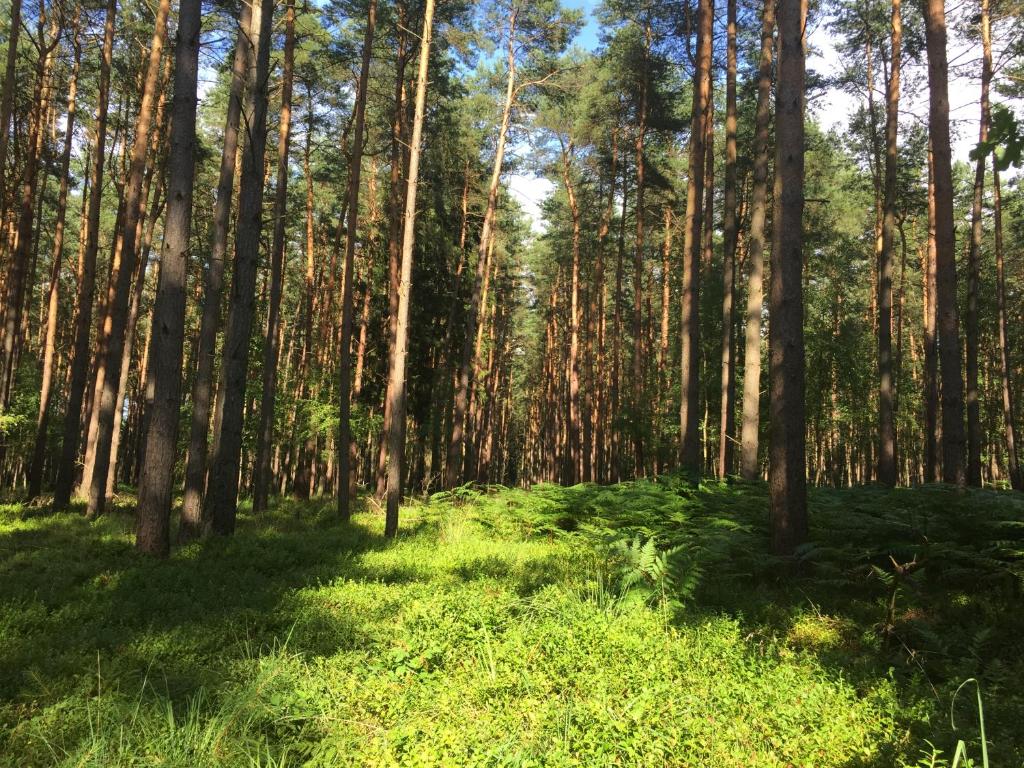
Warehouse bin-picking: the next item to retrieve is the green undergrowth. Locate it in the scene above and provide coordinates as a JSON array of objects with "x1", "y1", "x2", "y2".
[{"x1": 1, "y1": 479, "x2": 1022, "y2": 766}]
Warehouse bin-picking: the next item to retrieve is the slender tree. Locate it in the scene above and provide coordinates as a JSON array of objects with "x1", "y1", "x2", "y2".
[
  {"x1": 769, "y1": 0, "x2": 808, "y2": 555},
  {"x1": 135, "y1": 0, "x2": 202, "y2": 556},
  {"x1": 337, "y1": 0, "x2": 377, "y2": 520},
  {"x1": 384, "y1": 0, "x2": 435, "y2": 537},
  {"x1": 922, "y1": 0, "x2": 965, "y2": 485},
  {"x1": 718, "y1": 0, "x2": 738, "y2": 478}
]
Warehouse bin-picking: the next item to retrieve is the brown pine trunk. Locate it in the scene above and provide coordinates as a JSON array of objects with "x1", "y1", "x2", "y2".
[
  {"x1": 680, "y1": 0, "x2": 712, "y2": 474},
  {"x1": 923, "y1": 144, "x2": 939, "y2": 482},
  {"x1": 134, "y1": 0, "x2": 201, "y2": 556},
  {"x1": 877, "y1": 0, "x2": 902, "y2": 486},
  {"x1": 964, "y1": 0, "x2": 990, "y2": 486},
  {"x1": 179, "y1": 0, "x2": 253, "y2": 540},
  {"x1": 632, "y1": 22, "x2": 651, "y2": 478},
  {"x1": 561, "y1": 139, "x2": 582, "y2": 484},
  {"x1": 769, "y1": 0, "x2": 808, "y2": 556},
  {"x1": 923, "y1": 0, "x2": 965, "y2": 485},
  {"x1": 52, "y1": 0, "x2": 116, "y2": 512},
  {"x1": 336, "y1": 0, "x2": 377, "y2": 519},
  {"x1": 27, "y1": 11, "x2": 80, "y2": 501},
  {"x1": 447, "y1": 7, "x2": 518, "y2": 488},
  {"x1": 253, "y1": 0, "x2": 296, "y2": 512},
  {"x1": 204, "y1": 0, "x2": 275, "y2": 533},
  {"x1": 86, "y1": 0, "x2": 170, "y2": 518},
  {"x1": 740, "y1": 0, "x2": 774, "y2": 481},
  {"x1": 993, "y1": 167, "x2": 1021, "y2": 489},
  {"x1": 718, "y1": 0, "x2": 738, "y2": 478},
  {"x1": 385, "y1": 0, "x2": 435, "y2": 536},
  {"x1": 0, "y1": 11, "x2": 58, "y2": 408},
  {"x1": 0, "y1": 0, "x2": 21, "y2": 213}
]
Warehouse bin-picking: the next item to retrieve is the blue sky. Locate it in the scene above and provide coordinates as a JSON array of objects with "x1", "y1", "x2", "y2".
[{"x1": 564, "y1": 0, "x2": 602, "y2": 51}]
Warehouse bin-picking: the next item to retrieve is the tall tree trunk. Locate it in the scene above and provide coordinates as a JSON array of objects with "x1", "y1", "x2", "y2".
[
  {"x1": 632, "y1": 22, "x2": 650, "y2": 478},
  {"x1": 86, "y1": 0, "x2": 170, "y2": 518},
  {"x1": 740, "y1": 0, "x2": 774, "y2": 481},
  {"x1": 877, "y1": 0, "x2": 902, "y2": 486},
  {"x1": 680, "y1": 0, "x2": 712, "y2": 473},
  {"x1": 179, "y1": 0, "x2": 253, "y2": 539},
  {"x1": 27, "y1": 10, "x2": 81, "y2": 501},
  {"x1": 718, "y1": 0, "x2": 738, "y2": 478},
  {"x1": 769, "y1": 0, "x2": 808, "y2": 556},
  {"x1": 135, "y1": 0, "x2": 202, "y2": 556},
  {"x1": 447, "y1": 7, "x2": 518, "y2": 488},
  {"x1": 992, "y1": 167, "x2": 1020, "y2": 489},
  {"x1": 336, "y1": 0, "x2": 377, "y2": 520},
  {"x1": 561, "y1": 139, "x2": 582, "y2": 484},
  {"x1": 923, "y1": 0, "x2": 965, "y2": 485},
  {"x1": 204, "y1": 0, "x2": 275, "y2": 533},
  {"x1": 253, "y1": 0, "x2": 295, "y2": 512},
  {"x1": 385, "y1": 0, "x2": 434, "y2": 536},
  {"x1": 1, "y1": 10, "x2": 57, "y2": 408},
  {"x1": 0, "y1": 0, "x2": 21, "y2": 215},
  {"x1": 52, "y1": 0, "x2": 116, "y2": 512},
  {"x1": 923, "y1": 143, "x2": 939, "y2": 482},
  {"x1": 964, "y1": 0, "x2": 991, "y2": 486}
]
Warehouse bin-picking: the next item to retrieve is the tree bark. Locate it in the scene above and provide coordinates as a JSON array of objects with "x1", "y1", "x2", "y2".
[
  {"x1": 86, "y1": 0, "x2": 170, "y2": 518},
  {"x1": 204, "y1": 0, "x2": 275, "y2": 533},
  {"x1": 923, "y1": 0, "x2": 965, "y2": 485},
  {"x1": 253, "y1": 0, "x2": 296, "y2": 512},
  {"x1": 877, "y1": 0, "x2": 902, "y2": 486},
  {"x1": 447, "y1": 6, "x2": 518, "y2": 488},
  {"x1": 27, "y1": 11, "x2": 81, "y2": 501},
  {"x1": 769, "y1": 0, "x2": 809, "y2": 556},
  {"x1": 135, "y1": 0, "x2": 202, "y2": 556},
  {"x1": 740, "y1": 0, "x2": 775, "y2": 481},
  {"x1": 964, "y1": 0, "x2": 990, "y2": 486},
  {"x1": 336, "y1": 0, "x2": 377, "y2": 520},
  {"x1": 680, "y1": 0, "x2": 712, "y2": 474},
  {"x1": 718, "y1": 0, "x2": 738, "y2": 478},
  {"x1": 385, "y1": 0, "x2": 435, "y2": 536},
  {"x1": 52, "y1": 0, "x2": 116, "y2": 512},
  {"x1": 179, "y1": 0, "x2": 253, "y2": 539}
]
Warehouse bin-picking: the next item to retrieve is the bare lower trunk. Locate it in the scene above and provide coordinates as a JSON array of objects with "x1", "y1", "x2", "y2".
[
  {"x1": 52, "y1": 0, "x2": 116, "y2": 512},
  {"x1": 877, "y1": 0, "x2": 901, "y2": 486},
  {"x1": 204, "y1": 0, "x2": 275, "y2": 533},
  {"x1": 135, "y1": 0, "x2": 201, "y2": 556},
  {"x1": 86, "y1": 0, "x2": 170, "y2": 518},
  {"x1": 680, "y1": 0, "x2": 712, "y2": 473},
  {"x1": 336, "y1": 0, "x2": 377, "y2": 520},
  {"x1": 923, "y1": 0, "x2": 965, "y2": 485},
  {"x1": 253, "y1": 0, "x2": 295, "y2": 512},
  {"x1": 740, "y1": 0, "x2": 774, "y2": 481},
  {"x1": 718, "y1": 0, "x2": 738, "y2": 478},
  {"x1": 385, "y1": 0, "x2": 435, "y2": 536},
  {"x1": 769, "y1": 0, "x2": 808, "y2": 556}
]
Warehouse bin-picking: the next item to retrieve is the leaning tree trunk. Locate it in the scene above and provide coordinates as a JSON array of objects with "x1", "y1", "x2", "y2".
[
  {"x1": 992, "y1": 167, "x2": 1021, "y2": 490},
  {"x1": 384, "y1": 0, "x2": 435, "y2": 537},
  {"x1": 964, "y1": 0, "x2": 991, "y2": 487},
  {"x1": 179, "y1": 0, "x2": 254, "y2": 540},
  {"x1": 52, "y1": 0, "x2": 116, "y2": 513},
  {"x1": 86, "y1": 0, "x2": 170, "y2": 519},
  {"x1": 718, "y1": 0, "x2": 738, "y2": 478},
  {"x1": 740, "y1": 0, "x2": 775, "y2": 481},
  {"x1": 27, "y1": 11, "x2": 81, "y2": 501},
  {"x1": 877, "y1": 0, "x2": 902, "y2": 486},
  {"x1": 253, "y1": 0, "x2": 296, "y2": 513},
  {"x1": 923, "y1": 0, "x2": 965, "y2": 485},
  {"x1": 447, "y1": 7, "x2": 519, "y2": 489},
  {"x1": 769, "y1": 0, "x2": 808, "y2": 556},
  {"x1": 680, "y1": 0, "x2": 713, "y2": 474},
  {"x1": 135, "y1": 0, "x2": 202, "y2": 557},
  {"x1": 336, "y1": 0, "x2": 377, "y2": 520},
  {"x1": 0, "y1": 0, "x2": 21, "y2": 213},
  {"x1": 204, "y1": 0, "x2": 275, "y2": 534}
]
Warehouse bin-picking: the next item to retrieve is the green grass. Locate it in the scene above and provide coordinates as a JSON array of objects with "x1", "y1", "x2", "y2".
[{"x1": 1, "y1": 480, "x2": 1022, "y2": 766}]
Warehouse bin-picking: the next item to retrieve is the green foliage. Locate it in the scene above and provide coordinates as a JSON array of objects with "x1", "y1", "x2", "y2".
[{"x1": 2, "y1": 482, "x2": 1023, "y2": 765}]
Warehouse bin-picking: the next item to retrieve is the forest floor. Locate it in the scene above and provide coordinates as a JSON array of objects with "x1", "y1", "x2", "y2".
[{"x1": 1, "y1": 479, "x2": 1023, "y2": 767}]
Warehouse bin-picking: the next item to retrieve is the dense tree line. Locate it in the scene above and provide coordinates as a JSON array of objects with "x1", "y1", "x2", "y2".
[{"x1": 0, "y1": 0, "x2": 1020, "y2": 557}]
